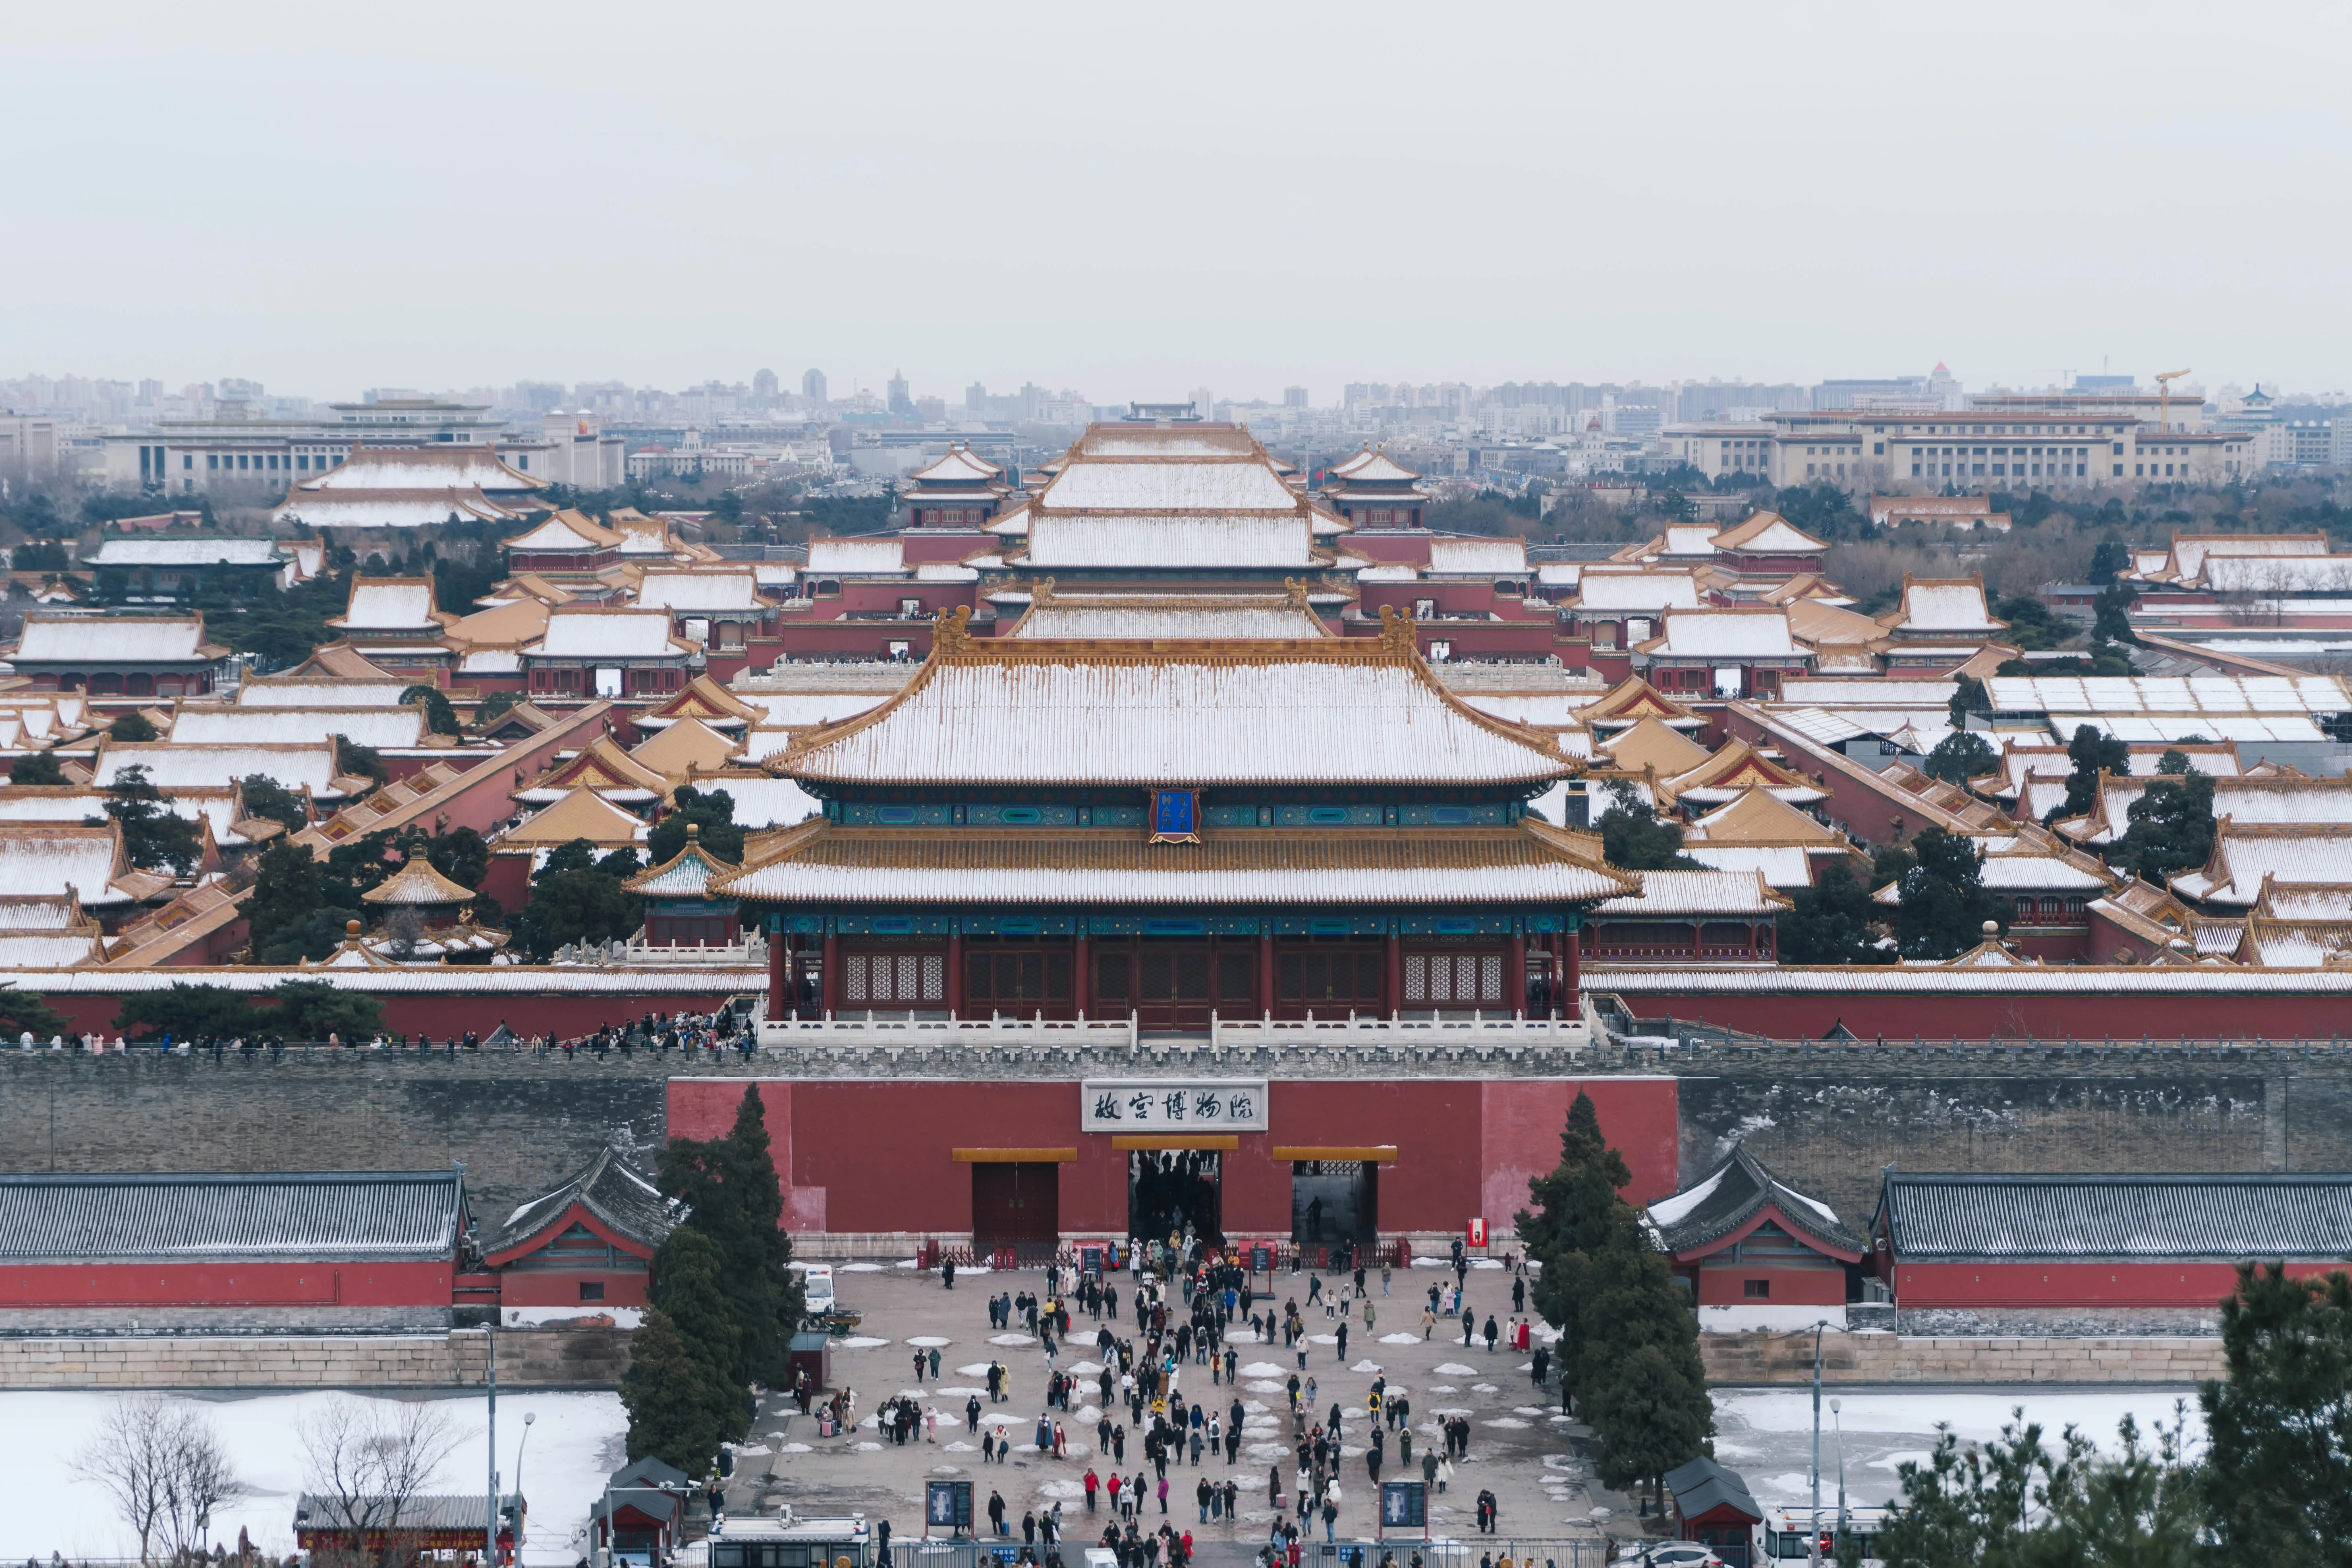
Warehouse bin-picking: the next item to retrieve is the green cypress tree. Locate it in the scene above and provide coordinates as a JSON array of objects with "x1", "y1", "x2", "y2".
[
  {"x1": 651, "y1": 1227, "x2": 749, "y2": 1443},
  {"x1": 620, "y1": 1307, "x2": 724, "y2": 1476},
  {"x1": 658, "y1": 1085, "x2": 805, "y2": 1385}
]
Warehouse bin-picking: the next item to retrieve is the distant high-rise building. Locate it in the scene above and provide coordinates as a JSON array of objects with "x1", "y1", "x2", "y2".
[
  {"x1": 888, "y1": 370, "x2": 914, "y2": 417},
  {"x1": 1813, "y1": 376, "x2": 1931, "y2": 411},
  {"x1": 137, "y1": 379, "x2": 164, "y2": 405},
  {"x1": 1189, "y1": 386, "x2": 1215, "y2": 419},
  {"x1": 1284, "y1": 386, "x2": 1308, "y2": 409},
  {"x1": 803, "y1": 368, "x2": 829, "y2": 404},
  {"x1": 967, "y1": 382, "x2": 988, "y2": 412},
  {"x1": 753, "y1": 368, "x2": 780, "y2": 398}
]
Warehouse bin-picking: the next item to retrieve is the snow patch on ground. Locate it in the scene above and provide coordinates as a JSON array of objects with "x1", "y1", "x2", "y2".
[
  {"x1": 988, "y1": 1334, "x2": 1038, "y2": 1346},
  {"x1": 1435, "y1": 1363, "x2": 1476, "y2": 1375},
  {"x1": 840, "y1": 1262, "x2": 886, "y2": 1272},
  {"x1": 835, "y1": 1336, "x2": 891, "y2": 1348},
  {"x1": 1486, "y1": 1418, "x2": 1530, "y2": 1429},
  {"x1": 906, "y1": 1335, "x2": 952, "y2": 1347},
  {"x1": 1068, "y1": 1361, "x2": 1104, "y2": 1375},
  {"x1": 1037, "y1": 1480, "x2": 1086, "y2": 1498},
  {"x1": 956, "y1": 1363, "x2": 995, "y2": 1376},
  {"x1": 1240, "y1": 1362, "x2": 1284, "y2": 1377},
  {"x1": 1246, "y1": 1380, "x2": 1286, "y2": 1394},
  {"x1": 1472, "y1": 1384, "x2": 1500, "y2": 1394},
  {"x1": 855, "y1": 1441, "x2": 884, "y2": 1452},
  {"x1": 1307, "y1": 1334, "x2": 1339, "y2": 1345},
  {"x1": 1350, "y1": 1359, "x2": 1382, "y2": 1373},
  {"x1": 944, "y1": 1441, "x2": 977, "y2": 1452}
]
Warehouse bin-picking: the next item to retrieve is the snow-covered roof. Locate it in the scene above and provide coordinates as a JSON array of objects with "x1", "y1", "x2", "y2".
[
  {"x1": 805, "y1": 538, "x2": 909, "y2": 575},
  {"x1": 1595, "y1": 868, "x2": 1787, "y2": 915},
  {"x1": 1709, "y1": 512, "x2": 1829, "y2": 554},
  {"x1": 1659, "y1": 524, "x2": 1719, "y2": 556},
  {"x1": 684, "y1": 774, "x2": 822, "y2": 830},
  {"x1": 1681, "y1": 844, "x2": 1823, "y2": 888},
  {"x1": 631, "y1": 570, "x2": 767, "y2": 613},
  {"x1": 1328, "y1": 447, "x2": 1422, "y2": 483},
  {"x1": 1779, "y1": 679, "x2": 1958, "y2": 708},
  {"x1": 92, "y1": 741, "x2": 348, "y2": 796},
  {"x1": 734, "y1": 692, "x2": 891, "y2": 728},
  {"x1": 782, "y1": 636, "x2": 1572, "y2": 788},
  {"x1": 84, "y1": 537, "x2": 284, "y2": 568},
  {"x1": 2166, "y1": 532, "x2": 2329, "y2": 581},
  {"x1": 501, "y1": 511, "x2": 621, "y2": 552},
  {"x1": 236, "y1": 680, "x2": 415, "y2": 708},
  {"x1": 2199, "y1": 556, "x2": 2352, "y2": 594},
  {"x1": 1040, "y1": 458, "x2": 1300, "y2": 512},
  {"x1": 1456, "y1": 693, "x2": 1599, "y2": 727},
  {"x1": 906, "y1": 445, "x2": 1004, "y2": 484},
  {"x1": 330, "y1": 579, "x2": 445, "y2": 633},
  {"x1": 274, "y1": 488, "x2": 533, "y2": 529},
  {"x1": 2174, "y1": 829, "x2": 2352, "y2": 905},
  {"x1": 716, "y1": 827, "x2": 1632, "y2": 907},
  {"x1": 525, "y1": 609, "x2": 687, "y2": 659},
  {"x1": 1888, "y1": 577, "x2": 2004, "y2": 633},
  {"x1": 1022, "y1": 514, "x2": 1325, "y2": 569},
  {"x1": 1636, "y1": 609, "x2": 1804, "y2": 660},
  {"x1": 1011, "y1": 593, "x2": 1326, "y2": 641},
  {"x1": 171, "y1": 707, "x2": 428, "y2": 749},
  {"x1": 297, "y1": 445, "x2": 547, "y2": 494},
  {"x1": 0, "y1": 828, "x2": 138, "y2": 907},
  {"x1": 1994, "y1": 674, "x2": 2352, "y2": 716},
  {"x1": 1424, "y1": 538, "x2": 1528, "y2": 577},
  {"x1": 1572, "y1": 572, "x2": 1703, "y2": 612},
  {"x1": 12, "y1": 614, "x2": 220, "y2": 664}
]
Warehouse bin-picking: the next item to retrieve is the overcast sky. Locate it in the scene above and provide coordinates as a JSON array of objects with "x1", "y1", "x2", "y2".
[{"x1": 6, "y1": 1, "x2": 2348, "y2": 404}]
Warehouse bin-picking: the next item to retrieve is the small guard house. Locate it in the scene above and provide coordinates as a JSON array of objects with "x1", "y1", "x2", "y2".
[{"x1": 1648, "y1": 1146, "x2": 1867, "y2": 1329}]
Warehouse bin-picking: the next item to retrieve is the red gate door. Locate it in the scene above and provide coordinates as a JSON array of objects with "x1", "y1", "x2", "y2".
[{"x1": 971, "y1": 1162, "x2": 1062, "y2": 1250}]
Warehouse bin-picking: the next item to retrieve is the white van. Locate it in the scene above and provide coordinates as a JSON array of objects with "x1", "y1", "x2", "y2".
[{"x1": 793, "y1": 1263, "x2": 836, "y2": 1315}]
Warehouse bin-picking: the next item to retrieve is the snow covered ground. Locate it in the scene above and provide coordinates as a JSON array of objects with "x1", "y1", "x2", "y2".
[
  {"x1": 1711, "y1": 1387, "x2": 2207, "y2": 1510},
  {"x1": 0, "y1": 1389, "x2": 624, "y2": 1566}
]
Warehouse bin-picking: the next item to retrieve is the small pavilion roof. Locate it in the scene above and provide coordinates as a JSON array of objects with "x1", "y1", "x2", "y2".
[
  {"x1": 1648, "y1": 1144, "x2": 1863, "y2": 1260},
  {"x1": 638, "y1": 674, "x2": 762, "y2": 731},
  {"x1": 906, "y1": 444, "x2": 1005, "y2": 485},
  {"x1": 361, "y1": 855, "x2": 479, "y2": 906},
  {"x1": 501, "y1": 509, "x2": 624, "y2": 553},
  {"x1": 1707, "y1": 510, "x2": 1829, "y2": 554},
  {"x1": 1566, "y1": 674, "x2": 1705, "y2": 732},
  {"x1": 1680, "y1": 788, "x2": 1845, "y2": 846},
  {"x1": 631, "y1": 716, "x2": 744, "y2": 781},
  {"x1": 499, "y1": 785, "x2": 652, "y2": 848},
  {"x1": 515, "y1": 734, "x2": 672, "y2": 806},
  {"x1": 1664, "y1": 738, "x2": 1828, "y2": 806},
  {"x1": 1599, "y1": 716, "x2": 1714, "y2": 777},
  {"x1": 623, "y1": 824, "x2": 740, "y2": 900}
]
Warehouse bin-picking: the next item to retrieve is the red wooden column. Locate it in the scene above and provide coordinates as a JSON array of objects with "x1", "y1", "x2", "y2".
[
  {"x1": 767, "y1": 927, "x2": 788, "y2": 1017},
  {"x1": 821, "y1": 932, "x2": 840, "y2": 1015},
  {"x1": 947, "y1": 932, "x2": 965, "y2": 1016},
  {"x1": 1073, "y1": 933, "x2": 1091, "y2": 1016},
  {"x1": 1385, "y1": 931, "x2": 1403, "y2": 1019},
  {"x1": 1258, "y1": 930, "x2": 1275, "y2": 1016},
  {"x1": 1563, "y1": 918, "x2": 1582, "y2": 1005},
  {"x1": 1508, "y1": 931, "x2": 1527, "y2": 1016}
]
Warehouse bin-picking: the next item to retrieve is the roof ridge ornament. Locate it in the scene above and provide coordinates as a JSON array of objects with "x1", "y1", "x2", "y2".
[
  {"x1": 933, "y1": 604, "x2": 973, "y2": 657},
  {"x1": 1376, "y1": 604, "x2": 1419, "y2": 660}
]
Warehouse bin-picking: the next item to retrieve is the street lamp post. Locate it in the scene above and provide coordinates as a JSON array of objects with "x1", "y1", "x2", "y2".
[
  {"x1": 1809, "y1": 1320, "x2": 1827, "y2": 1568},
  {"x1": 1831, "y1": 1398, "x2": 1846, "y2": 1553},
  {"x1": 514, "y1": 1410, "x2": 537, "y2": 1562}
]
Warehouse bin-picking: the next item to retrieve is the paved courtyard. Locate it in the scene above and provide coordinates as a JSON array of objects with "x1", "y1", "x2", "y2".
[{"x1": 729, "y1": 1262, "x2": 1622, "y2": 1556}]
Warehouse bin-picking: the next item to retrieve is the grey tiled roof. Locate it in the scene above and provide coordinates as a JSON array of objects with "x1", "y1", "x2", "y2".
[
  {"x1": 483, "y1": 1147, "x2": 673, "y2": 1257},
  {"x1": 1877, "y1": 1171, "x2": 2352, "y2": 1261},
  {"x1": 1649, "y1": 1145, "x2": 1865, "y2": 1260},
  {"x1": 0, "y1": 1169, "x2": 466, "y2": 1263}
]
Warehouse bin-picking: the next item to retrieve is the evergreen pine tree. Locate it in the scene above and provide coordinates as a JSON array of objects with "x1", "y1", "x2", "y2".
[
  {"x1": 620, "y1": 1308, "x2": 725, "y2": 1476},
  {"x1": 1583, "y1": 1342, "x2": 1715, "y2": 1518},
  {"x1": 2199, "y1": 1262, "x2": 2352, "y2": 1557}
]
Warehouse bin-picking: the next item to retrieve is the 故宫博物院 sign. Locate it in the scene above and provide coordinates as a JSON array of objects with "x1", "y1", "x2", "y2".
[{"x1": 1082, "y1": 1079, "x2": 1268, "y2": 1132}]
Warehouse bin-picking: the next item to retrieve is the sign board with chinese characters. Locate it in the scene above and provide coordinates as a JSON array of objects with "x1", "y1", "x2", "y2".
[
  {"x1": 1380, "y1": 1480, "x2": 1426, "y2": 1531},
  {"x1": 1081, "y1": 1079, "x2": 1268, "y2": 1132}
]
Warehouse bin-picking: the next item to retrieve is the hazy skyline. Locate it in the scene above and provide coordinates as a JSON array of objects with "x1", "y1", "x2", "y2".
[{"x1": 6, "y1": 2, "x2": 2348, "y2": 402}]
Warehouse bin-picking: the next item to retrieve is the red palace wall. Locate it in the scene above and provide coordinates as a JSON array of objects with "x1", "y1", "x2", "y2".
[
  {"x1": 0, "y1": 1259, "x2": 453, "y2": 1308},
  {"x1": 1891, "y1": 1259, "x2": 2342, "y2": 1310},
  {"x1": 665, "y1": 1075, "x2": 1681, "y2": 1240},
  {"x1": 1595, "y1": 981, "x2": 2352, "y2": 1040},
  {"x1": 1690, "y1": 1261, "x2": 1845, "y2": 1307}
]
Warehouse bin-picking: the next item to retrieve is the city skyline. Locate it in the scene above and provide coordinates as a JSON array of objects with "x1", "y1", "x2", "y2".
[{"x1": 5, "y1": 3, "x2": 2348, "y2": 393}]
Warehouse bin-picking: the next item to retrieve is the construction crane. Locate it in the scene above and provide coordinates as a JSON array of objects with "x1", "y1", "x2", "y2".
[{"x1": 2154, "y1": 368, "x2": 2192, "y2": 432}]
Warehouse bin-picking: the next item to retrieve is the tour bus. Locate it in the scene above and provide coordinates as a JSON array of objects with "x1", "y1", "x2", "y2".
[{"x1": 1761, "y1": 1507, "x2": 1890, "y2": 1566}]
